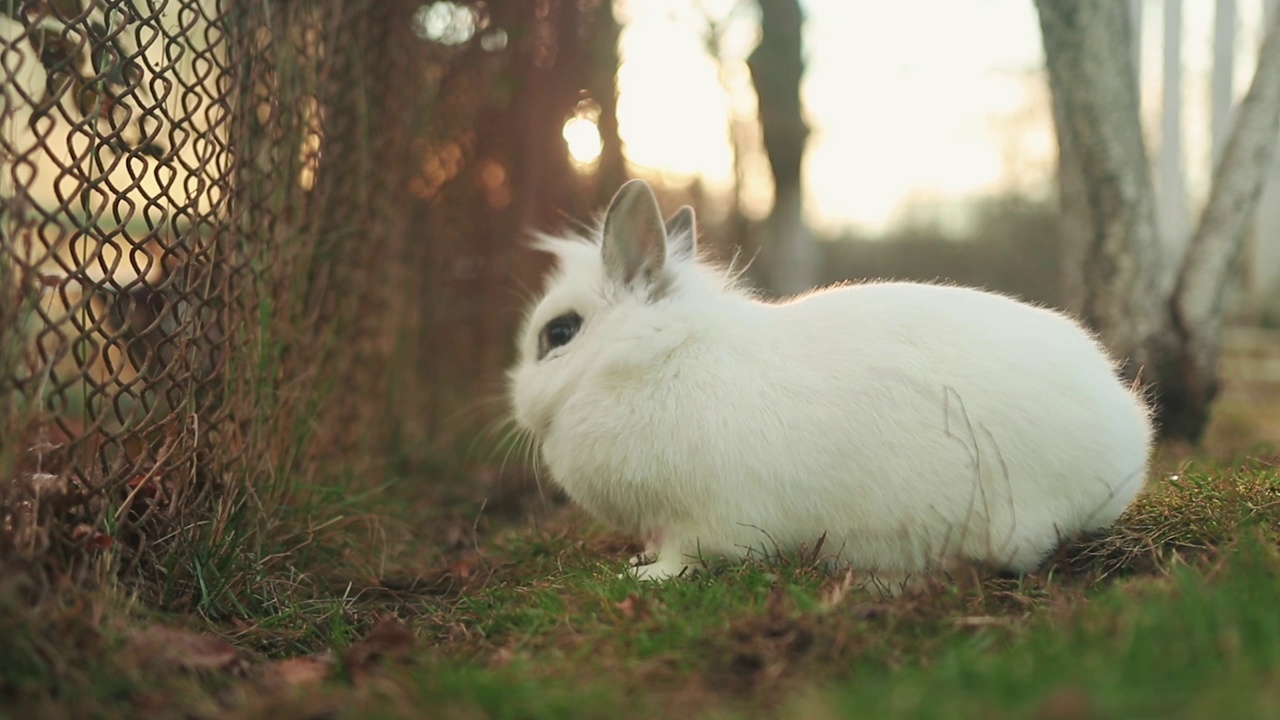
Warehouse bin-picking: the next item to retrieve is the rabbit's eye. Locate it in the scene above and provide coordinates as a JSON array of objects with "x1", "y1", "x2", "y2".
[{"x1": 538, "y1": 312, "x2": 582, "y2": 359}]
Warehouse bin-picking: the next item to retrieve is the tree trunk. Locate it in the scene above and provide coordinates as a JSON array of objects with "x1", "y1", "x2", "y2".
[
  {"x1": 1253, "y1": 157, "x2": 1280, "y2": 317},
  {"x1": 1036, "y1": 0, "x2": 1280, "y2": 441},
  {"x1": 1247, "y1": 0, "x2": 1280, "y2": 320},
  {"x1": 1034, "y1": 0, "x2": 1170, "y2": 376},
  {"x1": 1211, "y1": 0, "x2": 1237, "y2": 170},
  {"x1": 1158, "y1": 0, "x2": 1190, "y2": 270},
  {"x1": 1128, "y1": 0, "x2": 1142, "y2": 91},
  {"x1": 748, "y1": 0, "x2": 816, "y2": 295},
  {"x1": 704, "y1": 10, "x2": 754, "y2": 261},
  {"x1": 1167, "y1": 5, "x2": 1280, "y2": 438},
  {"x1": 589, "y1": 0, "x2": 627, "y2": 207}
]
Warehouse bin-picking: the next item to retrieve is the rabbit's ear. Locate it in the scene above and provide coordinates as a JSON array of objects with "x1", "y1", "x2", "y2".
[
  {"x1": 602, "y1": 179, "x2": 667, "y2": 287},
  {"x1": 664, "y1": 206, "x2": 697, "y2": 259}
]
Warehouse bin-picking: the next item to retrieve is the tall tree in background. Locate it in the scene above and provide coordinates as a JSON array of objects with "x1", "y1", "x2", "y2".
[
  {"x1": 406, "y1": 0, "x2": 621, "y2": 436},
  {"x1": 1255, "y1": 0, "x2": 1280, "y2": 318},
  {"x1": 1157, "y1": 0, "x2": 1189, "y2": 269},
  {"x1": 588, "y1": 0, "x2": 627, "y2": 206},
  {"x1": 1035, "y1": 1, "x2": 1280, "y2": 441},
  {"x1": 748, "y1": 0, "x2": 817, "y2": 295}
]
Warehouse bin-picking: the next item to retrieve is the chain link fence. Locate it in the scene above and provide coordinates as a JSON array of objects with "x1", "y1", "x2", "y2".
[
  {"x1": 0, "y1": 0, "x2": 616, "y2": 599},
  {"x1": 0, "y1": 0, "x2": 474, "y2": 596},
  {"x1": 2, "y1": 0, "x2": 616, "y2": 597}
]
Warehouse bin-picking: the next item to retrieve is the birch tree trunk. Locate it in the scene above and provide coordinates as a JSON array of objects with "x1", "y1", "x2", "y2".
[
  {"x1": 1129, "y1": 0, "x2": 1142, "y2": 91},
  {"x1": 1169, "y1": 6, "x2": 1280, "y2": 437},
  {"x1": 1255, "y1": 157, "x2": 1280, "y2": 317},
  {"x1": 1035, "y1": 0, "x2": 1280, "y2": 440},
  {"x1": 1211, "y1": 0, "x2": 1237, "y2": 170},
  {"x1": 1251, "y1": 0, "x2": 1280, "y2": 317},
  {"x1": 588, "y1": 0, "x2": 627, "y2": 207},
  {"x1": 748, "y1": 0, "x2": 817, "y2": 295},
  {"x1": 1034, "y1": 0, "x2": 1171, "y2": 378}
]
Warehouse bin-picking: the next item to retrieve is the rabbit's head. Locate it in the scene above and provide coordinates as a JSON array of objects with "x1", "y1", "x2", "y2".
[{"x1": 507, "y1": 179, "x2": 718, "y2": 441}]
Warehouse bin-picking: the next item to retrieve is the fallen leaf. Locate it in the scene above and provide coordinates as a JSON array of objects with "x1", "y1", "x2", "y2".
[
  {"x1": 449, "y1": 559, "x2": 473, "y2": 580},
  {"x1": 260, "y1": 654, "x2": 335, "y2": 689},
  {"x1": 1036, "y1": 687, "x2": 1098, "y2": 720},
  {"x1": 488, "y1": 646, "x2": 516, "y2": 668},
  {"x1": 342, "y1": 616, "x2": 415, "y2": 682},
  {"x1": 123, "y1": 625, "x2": 246, "y2": 675},
  {"x1": 71, "y1": 524, "x2": 113, "y2": 550},
  {"x1": 613, "y1": 593, "x2": 648, "y2": 622}
]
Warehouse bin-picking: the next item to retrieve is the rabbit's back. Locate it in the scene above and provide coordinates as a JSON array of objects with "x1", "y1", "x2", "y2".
[{"x1": 561, "y1": 281, "x2": 1153, "y2": 574}]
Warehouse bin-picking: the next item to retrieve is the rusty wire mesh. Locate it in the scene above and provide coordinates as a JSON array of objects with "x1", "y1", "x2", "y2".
[
  {"x1": 0, "y1": 0, "x2": 619, "y2": 601},
  {"x1": 0, "y1": 0, "x2": 427, "y2": 591}
]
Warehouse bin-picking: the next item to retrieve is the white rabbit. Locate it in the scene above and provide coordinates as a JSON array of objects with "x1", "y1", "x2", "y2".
[{"x1": 508, "y1": 179, "x2": 1154, "y2": 584}]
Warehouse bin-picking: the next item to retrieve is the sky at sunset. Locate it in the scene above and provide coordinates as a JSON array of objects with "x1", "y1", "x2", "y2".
[{"x1": 613, "y1": 0, "x2": 1273, "y2": 234}]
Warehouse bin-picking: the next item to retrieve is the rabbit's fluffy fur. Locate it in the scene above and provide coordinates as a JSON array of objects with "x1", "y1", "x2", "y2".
[{"x1": 508, "y1": 180, "x2": 1153, "y2": 583}]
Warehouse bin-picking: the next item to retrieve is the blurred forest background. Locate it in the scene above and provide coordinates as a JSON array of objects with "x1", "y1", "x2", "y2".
[
  {"x1": 396, "y1": 0, "x2": 1280, "y2": 448},
  {"x1": 0, "y1": 0, "x2": 1278, "y2": 596}
]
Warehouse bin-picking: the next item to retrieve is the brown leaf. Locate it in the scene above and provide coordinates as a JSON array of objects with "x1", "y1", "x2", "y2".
[
  {"x1": 1035, "y1": 687, "x2": 1098, "y2": 720},
  {"x1": 70, "y1": 524, "x2": 113, "y2": 550},
  {"x1": 449, "y1": 559, "x2": 473, "y2": 580},
  {"x1": 488, "y1": 646, "x2": 516, "y2": 669},
  {"x1": 613, "y1": 592, "x2": 648, "y2": 622},
  {"x1": 123, "y1": 625, "x2": 246, "y2": 675},
  {"x1": 341, "y1": 617, "x2": 415, "y2": 682},
  {"x1": 126, "y1": 474, "x2": 167, "y2": 503},
  {"x1": 260, "y1": 654, "x2": 335, "y2": 689}
]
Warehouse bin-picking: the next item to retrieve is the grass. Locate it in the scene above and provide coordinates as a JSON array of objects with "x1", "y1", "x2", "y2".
[
  {"x1": 2, "y1": 331, "x2": 1278, "y2": 719},
  {"x1": 2, "y1": 451, "x2": 1279, "y2": 720}
]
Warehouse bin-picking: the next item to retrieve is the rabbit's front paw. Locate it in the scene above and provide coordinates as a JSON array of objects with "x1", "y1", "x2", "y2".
[
  {"x1": 628, "y1": 550, "x2": 657, "y2": 567},
  {"x1": 628, "y1": 558, "x2": 689, "y2": 582}
]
